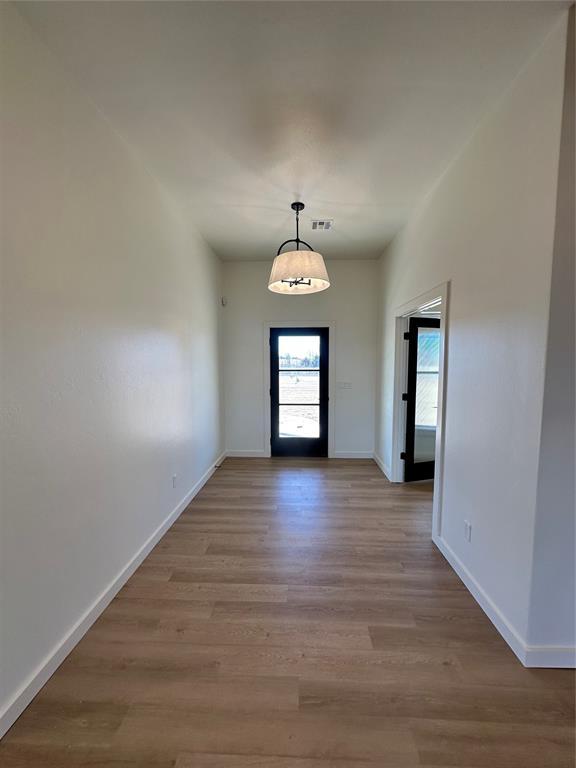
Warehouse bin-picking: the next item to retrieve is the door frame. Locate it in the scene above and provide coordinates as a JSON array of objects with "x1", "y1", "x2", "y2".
[
  {"x1": 391, "y1": 282, "x2": 450, "y2": 538},
  {"x1": 263, "y1": 321, "x2": 335, "y2": 458}
]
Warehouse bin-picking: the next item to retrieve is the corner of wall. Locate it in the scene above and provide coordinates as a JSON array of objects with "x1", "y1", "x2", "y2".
[{"x1": 527, "y1": 5, "x2": 575, "y2": 659}]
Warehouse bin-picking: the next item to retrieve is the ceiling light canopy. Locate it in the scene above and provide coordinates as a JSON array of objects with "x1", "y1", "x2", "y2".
[{"x1": 268, "y1": 202, "x2": 330, "y2": 295}]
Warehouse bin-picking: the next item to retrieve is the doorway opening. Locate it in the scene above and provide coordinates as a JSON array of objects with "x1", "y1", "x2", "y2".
[
  {"x1": 391, "y1": 283, "x2": 449, "y2": 538},
  {"x1": 270, "y1": 327, "x2": 329, "y2": 457}
]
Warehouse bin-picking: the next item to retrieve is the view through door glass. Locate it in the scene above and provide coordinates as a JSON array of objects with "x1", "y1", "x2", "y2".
[
  {"x1": 414, "y1": 327, "x2": 441, "y2": 463},
  {"x1": 270, "y1": 328, "x2": 328, "y2": 457}
]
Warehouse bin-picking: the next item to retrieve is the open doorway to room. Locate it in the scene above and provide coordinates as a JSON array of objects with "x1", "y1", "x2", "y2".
[{"x1": 391, "y1": 283, "x2": 449, "y2": 538}]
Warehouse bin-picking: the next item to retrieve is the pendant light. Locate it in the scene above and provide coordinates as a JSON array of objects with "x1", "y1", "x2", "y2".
[{"x1": 268, "y1": 202, "x2": 330, "y2": 294}]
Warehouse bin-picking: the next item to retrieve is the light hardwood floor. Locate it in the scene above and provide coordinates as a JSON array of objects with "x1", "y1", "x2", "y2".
[{"x1": 1, "y1": 458, "x2": 574, "y2": 766}]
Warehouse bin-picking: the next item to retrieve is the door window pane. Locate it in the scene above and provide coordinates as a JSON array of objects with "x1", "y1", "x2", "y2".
[
  {"x1": 279, "y1": 336, "x2": 320, "y2": 370},
  {"x1": 279, "y1": 405, "x2": 320, "y2": 438},
  {"x1": 414, "y1": 328, "x2": 440, "y2": 462},
  {"x1": 279, "y1": 370, "x2": 319, "y2": 404},
  {"x1": 415, "y1": 372, "x2": 439, "y2": 427}
]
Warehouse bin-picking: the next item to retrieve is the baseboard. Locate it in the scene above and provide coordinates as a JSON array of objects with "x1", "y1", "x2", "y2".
[
  {"x1": 0, "y1": 451, "x2": 225, "y2": 739},
  {"x1": 213, "y1": 451, "x2": 227, "y2": 467},
  {"x1": 523, "y1": 644, "x2": 576, "y2": 667},
  {"x1": 433, "y1": 534, "x2": 576, "y2": 669},
  {"x1": 226, "y1": 450, "x2": 376, "y2": 460},
  {"x1": 224, "y1": 449, "x2": 268, "y2": 458},
  {"x1": 373, "y1": 452, "x2": 393, "y2": 481},
  {"x1": 432, "y1": 534, "x2": 527, "y2": 663},
  {"x1": 333, "y1": 451, "x2": 375, "y2": 459}
]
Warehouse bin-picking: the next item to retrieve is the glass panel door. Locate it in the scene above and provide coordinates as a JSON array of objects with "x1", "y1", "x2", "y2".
[
  {"x1": 403, "y1": 317, "x2": 441, "y2": 481},
  {"x1": 270, "y1": 328, "x2": 328, "y2": 457}
]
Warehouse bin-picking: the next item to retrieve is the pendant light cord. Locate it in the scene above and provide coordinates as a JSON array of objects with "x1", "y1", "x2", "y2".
[
  {"x1": 295, "y1": 206, "x2": 300, "y2": 250},
  {"x1": 276, "y1": 202, "x2": 313, "y2": 256}
]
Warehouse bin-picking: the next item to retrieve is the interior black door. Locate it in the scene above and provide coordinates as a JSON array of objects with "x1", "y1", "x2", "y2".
[
  {"x1": 270, "y1": 327, "x2": 329, "y2": 457},
  {"x1": 403, "y1": 317, "x2": 441, "y2": 481}
]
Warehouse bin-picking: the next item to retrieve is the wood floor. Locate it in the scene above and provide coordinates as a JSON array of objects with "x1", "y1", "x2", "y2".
[{"x1": 1, "y1": 458, "x2": 574, "y2": 767}]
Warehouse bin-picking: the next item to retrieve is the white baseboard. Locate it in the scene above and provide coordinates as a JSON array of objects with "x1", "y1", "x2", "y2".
[
  {"x1": 523, "y1": 644, "x2": 576, "y2": 667},
  {"x1": 226, "y1": 450, "x2": 376, "y2": 460},
  {"x1": 224, "y1": 449, "x2": 268, "y2": 458},
  {"x1": 373, "y1": 452, "x2": 393, "y2": 481},
  {"x1": 333, "y1": 451, "x2": 375, "y2": 459},
  {"x1": 0, "y1": 451, "x2": 226, "y2": 739},
  {"x1": 212, "y1": 451, "x2": 227, "y2": 469},
  {"x1": 433, "y1": 534, "x2": 576, "y2": 669}
]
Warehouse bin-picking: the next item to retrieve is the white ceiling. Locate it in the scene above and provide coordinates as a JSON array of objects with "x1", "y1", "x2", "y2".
[{"x1": 19, "y1": 1, "x2": 566, "y2": 261}]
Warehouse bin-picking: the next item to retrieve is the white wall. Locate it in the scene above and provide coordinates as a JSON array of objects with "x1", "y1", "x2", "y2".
[
  {"x1": 223, "y1": 260, "x2": 378, "y2": 458},
  {"x1": 375, "y1": 16, "x2": 570, "y2": 660},
  {"x1": 0, "y1": 3, "x2": 223, "y2": 731},
  {"x1": 528, "y1": 8, "x2": 575, "y2": 655}
]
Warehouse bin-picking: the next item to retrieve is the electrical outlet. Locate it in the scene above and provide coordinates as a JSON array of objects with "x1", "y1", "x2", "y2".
[
  {"x1": 464, "y1": 520, "x2": 472, "y2": 542},
  {"x1": 172, "y1": 474, "x2": 178, "y2": 489}
]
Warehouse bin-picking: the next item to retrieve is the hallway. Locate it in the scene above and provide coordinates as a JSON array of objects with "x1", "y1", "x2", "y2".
[{"x1": 1, "y1": 459, "x2": 573, "y2": 766}]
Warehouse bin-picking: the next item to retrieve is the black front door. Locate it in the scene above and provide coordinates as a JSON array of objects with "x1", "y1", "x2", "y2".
[
  {"x1": 270, "y1": 327, "x2": 329, "y2": 457},
  {"x1": 403, "y1": 317, "x2": 441, "y2": 481}
]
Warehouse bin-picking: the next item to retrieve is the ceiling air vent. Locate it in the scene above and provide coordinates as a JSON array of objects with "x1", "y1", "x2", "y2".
[{"x1": 311, "y1": 219, "x2": 333, "y2": 231}]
